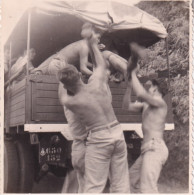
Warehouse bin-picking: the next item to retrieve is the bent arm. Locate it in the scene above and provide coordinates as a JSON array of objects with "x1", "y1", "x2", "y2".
[
  {"x1": 90, "y1": 38, "x2": 107, "y2": 82},
  {"x1": 131, "y1": 71, "x2": 164, "y2": 107},
  {"x1": 122, "y1": 80, "x2": 143, "y2": 112},
  {"x1": 79, "y1": 49, "x2": 93, "y2": 76},
  {"x1": 58, "y1": 82, "x2": 67, "y2": 106}
]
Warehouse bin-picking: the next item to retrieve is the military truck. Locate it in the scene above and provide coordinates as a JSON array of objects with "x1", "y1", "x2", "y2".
[{"x1": 4, "y1": 1, "x2": 174, "y2": 193}]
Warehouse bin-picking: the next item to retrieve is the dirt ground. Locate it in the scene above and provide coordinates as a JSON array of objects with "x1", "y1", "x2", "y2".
[{"x1": 32, "y1": 172, "x2": 188, "y2": 193}]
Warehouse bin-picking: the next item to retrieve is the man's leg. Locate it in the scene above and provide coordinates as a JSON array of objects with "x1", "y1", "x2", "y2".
[
  {"x1": 61, "y1": 170, "x2": 78, "y2": 193},
  {"x1": 129, "y1": 155, "x2": 143, "y2": 193},
  {"x1": 71, "y1": 140, "x2": 86, "y2": 193},
  {"x1": 140, "y1": 140, "x2": 168, "y2": 193},
  {"x1": 84, "y1": 134, "x2": 113, "y2": 193},
  {"x1": 109, "y1": 139, "x2": 130, "y2": 193},
  {"x1": 60, "y1": 105, "x2": 87, "y2": 193},
  {"x1": 48, "y1": 58, "x2": 67, "y2": 76}
]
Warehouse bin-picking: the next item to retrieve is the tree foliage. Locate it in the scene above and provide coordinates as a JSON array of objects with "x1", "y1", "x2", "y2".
[
  {"x1": 137, "y1": 1, "x2": 189, "y2": 189},
  {"x1": 137, "y1": 1, "x2": 189, "y2": 124}
]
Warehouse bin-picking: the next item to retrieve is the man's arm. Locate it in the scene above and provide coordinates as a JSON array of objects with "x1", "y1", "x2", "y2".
[
  {"x1": 79, "y1": 49, "x2": 93, "y2": 76},
  {"x1": 4, "y1": 65, "x2": 25, "y2": 87},
  {"x1": 58, "y1": 82, "x2": 67, "y2": 106},
  {"x1": 131, "y1": 71, "x2": 164, "y2": 107},
  {"x1": 89, "y1": 33, "x2": 107, "y2": 82},
  {"x1": 122, "y1": 80, "x2": 143, "y2": 112}
]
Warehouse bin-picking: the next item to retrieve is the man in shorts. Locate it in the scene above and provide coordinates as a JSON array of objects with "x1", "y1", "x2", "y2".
[
  {"x1": 122, "y1": 55, "x2": 169, "y2": 193},
  {"x1": 58, "y1": 32, "x2": 130, "y2": 193}
]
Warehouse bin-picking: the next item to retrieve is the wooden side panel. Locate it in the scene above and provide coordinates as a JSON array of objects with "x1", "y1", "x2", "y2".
[
  {"x1": 30, "y1": 75, "x2": 174, "y2": 124},
  {"x1": 31, "y1": 76, "x2": 67, "y2": 123},
  {"x1": 5, "y1": 80, "x2": 26, "y2": 128}
]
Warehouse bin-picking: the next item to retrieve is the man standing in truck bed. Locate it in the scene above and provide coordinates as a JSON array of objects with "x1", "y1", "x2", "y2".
[
  {"x1": 58, "y1": 32, "x2": 130, "y2": 193},
  {"x1": 122, "y1": 54, "x2": 169, "y2": 193}
]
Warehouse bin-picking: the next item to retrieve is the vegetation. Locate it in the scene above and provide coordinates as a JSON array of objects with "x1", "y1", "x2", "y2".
[{"x1": 137, "y1": 1, "x2": 190, "y2": 190}]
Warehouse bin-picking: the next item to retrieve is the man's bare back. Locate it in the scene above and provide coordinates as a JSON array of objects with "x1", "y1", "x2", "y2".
[
  {"x1": 64, "y1": 77, "x2": 116, "y2": 130},
  {"x1": 57, "y1": 40, "x2": 90, "y2": 68}
]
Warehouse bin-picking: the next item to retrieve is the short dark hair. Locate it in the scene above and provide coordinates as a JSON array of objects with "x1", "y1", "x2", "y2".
[
  {"x1": 58, "y1": 65, "x2": 80, "y2": 87},
  {"x1": 151, "y1": 78, "x2": 168, "y2": 97}
]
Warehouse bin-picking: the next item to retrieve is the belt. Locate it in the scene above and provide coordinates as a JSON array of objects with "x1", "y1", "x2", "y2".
[{"x1": 88, "y1": 121, "x2": 120, "y2": 133}]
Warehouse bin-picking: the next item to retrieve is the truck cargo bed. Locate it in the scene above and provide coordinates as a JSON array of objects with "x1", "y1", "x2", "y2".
[{"x1": 5, "y1": 74, "x2": 174, "y2": 131}]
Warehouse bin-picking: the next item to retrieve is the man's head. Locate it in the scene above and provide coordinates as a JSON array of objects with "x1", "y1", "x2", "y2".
[
  {"x1": 81, "y1": 22, "x2": 94, "y2": 39},
  {"x1": 58, "y1": 65, "x2": 81, "y2": 93},
  {"x1": 148, "y1": 78, "x2": 168, "y2": 97}
]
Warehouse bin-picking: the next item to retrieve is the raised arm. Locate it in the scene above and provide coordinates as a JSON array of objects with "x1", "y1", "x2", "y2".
[
  {"x1": 122, "y1": 80, "x2": 143, "y2": 112},
  {"x1": 79, "y1": 48, "x2": 93, "y2": 76},
  {"x1": 131, "y1": 70, "x2": 164, "y2": 107},
  {"x1": 89, "y1": 33, "x2": 107, "y2": 82}
]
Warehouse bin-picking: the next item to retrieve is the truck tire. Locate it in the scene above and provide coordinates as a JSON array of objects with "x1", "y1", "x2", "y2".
[
  {"x1": 16, "y1": 139, "x2": 35, "y2": 193},
  {"x1": 4, "y1": 140, "x2": 20, "y2": 193}
]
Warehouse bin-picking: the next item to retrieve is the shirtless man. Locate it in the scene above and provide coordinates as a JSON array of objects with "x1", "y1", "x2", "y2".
[
  {"x1": 56, "y1": 23, "x2": 99, "y2": 193},
  {"x1": 32, "y1": 23, "x2": 96, "y2": 76},
  {"x1": 58, "y1": 33, "x2": 130, "y2": 193},
  {"x1": 122, "y1": 58, "x2": 169, "y2": 193}
]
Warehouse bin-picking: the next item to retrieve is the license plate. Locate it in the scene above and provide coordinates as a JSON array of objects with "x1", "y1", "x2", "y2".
[{"x1": 39, "y1": 146, "x2": 65, "y2": 163}]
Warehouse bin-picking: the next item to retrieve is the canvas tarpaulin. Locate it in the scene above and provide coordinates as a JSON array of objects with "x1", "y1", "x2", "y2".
[
  {"x1": 37, "y1": 0, "x2": 167, "y2": 38},
  {"x1": 5, "y1": 0, "x2": 168, "y2": 65}
]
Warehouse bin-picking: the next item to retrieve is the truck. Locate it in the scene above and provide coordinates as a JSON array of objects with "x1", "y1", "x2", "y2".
[{"x1": 3, "y1": 0, "x2": 174, "y2": 193}]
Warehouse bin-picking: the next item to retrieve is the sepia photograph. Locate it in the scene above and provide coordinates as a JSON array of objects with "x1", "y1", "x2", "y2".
[{"x1": 1, "y1": 0, "x2": 191, "y2": 194}]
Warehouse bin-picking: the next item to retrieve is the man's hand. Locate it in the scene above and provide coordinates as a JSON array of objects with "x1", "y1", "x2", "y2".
[
  {"x1": 89, "y1": 32, "x2": 100, "y2": 45},
  {"x1": 131, "y1": 64, "x2": 140, "y2": 75},
  {"x1": 98, "y1": 44, "x2": 105, "y2": 50}
]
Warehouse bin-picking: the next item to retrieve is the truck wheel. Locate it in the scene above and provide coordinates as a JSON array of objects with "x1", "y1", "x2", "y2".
[
  {"x1": 16, "y1": 139, "x2": 35, "y2": 193},
  {"x1": 4, "y1": 140, "x2": 20, "y2": 193}
]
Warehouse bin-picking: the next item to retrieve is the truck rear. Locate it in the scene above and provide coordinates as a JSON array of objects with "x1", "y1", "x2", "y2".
[{"x1": 4, "y1": 1, "x2": 174, "y2": 193}]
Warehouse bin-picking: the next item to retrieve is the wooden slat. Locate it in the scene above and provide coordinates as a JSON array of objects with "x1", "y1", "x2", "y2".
[
  {"x1": 36, "y1": 83, "x2": 59, "y2": 91},
  {"x1": 36, "y1": 105, "x2": 64, "y2": 113},
  {"x1": 10, "y1": 86, "x2": 25, "y2": 99},
  {"x1": 112, "y1": 99, "x2": 139, "y2": 108},
  {"x1": 34, "y1": 113, "x2": 66, "y2": 122},
  {"x1": 112, "y1": 95, "x2": 137, "y2": 101},
  {"x1": 10, "y1": 115, "x2": 25, "y2": 126},
  {"x1": 29, "y1": 74, "x2": 58, "y2": 84},
  {"x1": 113, "y1": 108, "x2": 140, "y2": 115},
  {"x1": 10, "y1": 108, "x2": 25, "y2": 118},
  {"x1": 10, "y1": 94, "x2": 25, "y2": 106},
  {"x1": 36, "y1": 90, "x2": 59, "y2": 99},
  {"x1": 10, "y1": 101, "x2": 25, "y2": 113},
  {"x1": 117, "y1": 115, "x2": 142, "y2": 122},
  {"x1": 10, "y1": 79, "x2": 26, "y2": 94},
  {"x1": 10, "y1": 89, "x2": 25, "y2": 102},
  {"x1": 36, "y1": 98, "x2": 61, "y2": 106}
]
